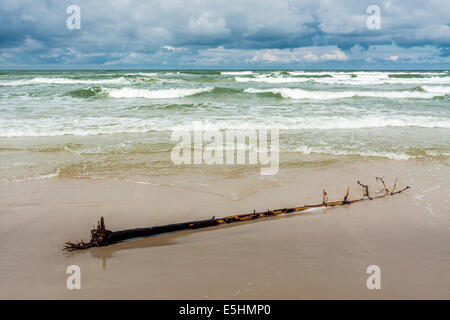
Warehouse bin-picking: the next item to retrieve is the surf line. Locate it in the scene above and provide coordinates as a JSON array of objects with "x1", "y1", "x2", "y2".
[{"x1": 63, "y1": 177, "x2": 409, "y2": 251}]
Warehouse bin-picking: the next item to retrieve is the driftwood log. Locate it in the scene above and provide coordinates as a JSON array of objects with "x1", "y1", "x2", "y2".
[{"x1": 63, "y1": 177, "x2": 409, "y2": 251}]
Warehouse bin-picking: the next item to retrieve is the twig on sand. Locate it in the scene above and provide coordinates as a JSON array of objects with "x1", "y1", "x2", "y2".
[
  {"x1": 376, "y1": 176, "x2": 390, "y2": 195},
  {"x1": 63, "y1": 177, "x2": 410, "y2": 251}
]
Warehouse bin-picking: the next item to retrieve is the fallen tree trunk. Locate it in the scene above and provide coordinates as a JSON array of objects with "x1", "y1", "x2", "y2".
[{"x1": 63, "y1": 177, "x2": 409, "y2": 251}]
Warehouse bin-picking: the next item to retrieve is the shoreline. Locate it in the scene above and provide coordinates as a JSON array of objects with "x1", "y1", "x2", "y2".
[{"x1": 0, "y1": 159, "x2": 448, "y2": 299}]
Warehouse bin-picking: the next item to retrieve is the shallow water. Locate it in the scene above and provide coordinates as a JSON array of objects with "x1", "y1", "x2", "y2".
[{"x1": 0, "y1": 70, "x2": 449, "y2": 181}]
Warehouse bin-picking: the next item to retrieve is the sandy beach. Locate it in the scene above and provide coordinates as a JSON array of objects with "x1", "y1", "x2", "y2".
[
  {"x1": 0, "y1": 158, "x2": 448, "y2": 299},
  {"x1": 2, "y1": 1, "x2": 450, "y2": 304}
]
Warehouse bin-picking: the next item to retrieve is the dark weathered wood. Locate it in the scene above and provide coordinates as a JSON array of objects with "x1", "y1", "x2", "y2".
[{"x1": 63, "y1": 178, "x2": 410, "y2": 251}]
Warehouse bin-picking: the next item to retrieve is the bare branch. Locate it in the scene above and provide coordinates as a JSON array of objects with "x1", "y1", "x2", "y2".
[
  {"x1": 322, "y1": 189, "x2": 328, "y2": 205},
  {"x1": 391, "y1": 178, "x2": 398, "y2": 195},
  {"x1": 343, "y1": 187, "x2": 350, "y2": 203},
  {"x1": 376, "y1": 176, "x2": 390, "y2": 194},
  {"x1": 63, "y1": 177, "x2": 411, "y2": 251},
  {"x1": 357, "y1": 180, "x2": 371, "y2": 199}
]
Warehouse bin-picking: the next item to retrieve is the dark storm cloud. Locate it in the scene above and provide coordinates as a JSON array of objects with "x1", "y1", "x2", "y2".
[{"x1": 0, "y1": 0, "x2": 449, "y2": 67}]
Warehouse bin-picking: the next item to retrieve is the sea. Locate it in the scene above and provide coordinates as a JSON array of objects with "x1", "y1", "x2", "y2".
[{"x1": 0, "y1": 70, "x2": 449, "y2": 181}]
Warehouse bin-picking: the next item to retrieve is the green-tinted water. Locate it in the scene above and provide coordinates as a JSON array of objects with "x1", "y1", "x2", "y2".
[{"x1": 0, "y1": 70, "x2": 449, "y2": 181}]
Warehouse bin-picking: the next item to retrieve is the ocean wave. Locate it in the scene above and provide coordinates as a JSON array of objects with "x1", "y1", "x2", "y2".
[
  {"x1": 3, "y1": 169, "x2": 61, "y2": 183},
  {"x1": 221, "y1": 71, "x2": 254, "y2": 76},
  {"x1": 293, "y1": 145, "x2": 413, "y2": 160},
  {"x1": 169, "y1": 117, "x2": 450, "y2": 131},
  {"x1": 1, "y1": 115, "x2": 448, "y2": 137},
  {"x1": 313, "y1": 74, "x2": 450, "y2": 85},
  {"x1": 106, "y1": 87, "x2": 214, "y2": 99},
  {"x1": 235, "y1": 73, "x2": 450, "y2": 85},
  {"x1": 0, "y1": 77, "x2": 130, "y2": 86},
  {"x1": 244, "y1": 88, "x2": 447, "y2": 99},
  {"x1": 0, "y1": 117, "x2": 155, "y2": 137},
  {"x1": 235, "y1": 76, "x2": 311, "y2": 83},
  {"x1": 66, "y1": 86, "x2": 105, "y2": 98},
  {"x1": 124, "y1": 72, "x2": 158, "y2": 77},
  {"x1": 388, "y1": 74, "x2": 424, "y2": 78},
  {"x1": 287, "y1": 71, "x2": 333, "y2": 76},
  {"x1": 288, "y1": 71, "x2": 447, "y2": 76},
  {"x1": 421, "y1": 85, "x2": 450, "y2": 94},
  {"x1": 179, "y1": 71, "x2": 221, "y2": 75}
]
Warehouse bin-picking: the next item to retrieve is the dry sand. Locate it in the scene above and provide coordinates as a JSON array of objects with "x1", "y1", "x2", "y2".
[{"x1": 0, "y1": 159, "x2": 449, "y2": 299}]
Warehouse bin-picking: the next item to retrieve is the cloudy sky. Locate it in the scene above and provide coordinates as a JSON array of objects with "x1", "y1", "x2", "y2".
[{"x1": 1, "y1": 0, "x2": 449, "y2": 69}]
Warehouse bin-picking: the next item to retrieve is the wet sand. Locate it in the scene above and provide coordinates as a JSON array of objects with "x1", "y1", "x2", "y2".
[{"x1": 0, "y1": 159, "x2": 449, "y2": 299}]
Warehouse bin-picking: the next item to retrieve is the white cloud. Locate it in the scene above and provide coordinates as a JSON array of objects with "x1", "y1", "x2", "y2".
[
  {"x1": 188, "y1": 12, "x2": 230, "y2": 37},
  {"x1": 303, "y1": 53, "x2": 319, "y2": 61},
  {"x1": 1, "y1": 0, "x2": 449, "y2": 67},
  {"x1": 320, "y1": 50, "x2": 348, "y2": 61},
  {"x1": 248, "y1": 47, "x2": 348, "y2": 64},
  {"x1": 386, "y1": 55, "x2": 399, "y2": 61},
  {"x1": 261, "y1": 53, "x2": 283, "y2": 62}
]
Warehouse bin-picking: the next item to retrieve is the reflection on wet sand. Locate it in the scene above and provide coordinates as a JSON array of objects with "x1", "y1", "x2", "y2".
[{"x1": 66, "y1": 207, "x2": 329, "y2": 269}]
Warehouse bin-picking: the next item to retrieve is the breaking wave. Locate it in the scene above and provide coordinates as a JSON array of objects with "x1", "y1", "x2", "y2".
[
  {"x1": 235, "y1": 72, "x2": 450, "y2": 85},
  {"x1": 0, "y1": 77, "x2": 130, "y2": 86},
  {"x1": 1, "y1": 115, "x2": 448, "y2": 137},
  {"x1": 244, "y1": 87, "x2": 448, "y2": 99},
  {"x1": 221, "y1": 71, "x2": 254, "y2": 76},
  {"x1": 106, "y1": 87, "x2": 214, "y2": 99}
]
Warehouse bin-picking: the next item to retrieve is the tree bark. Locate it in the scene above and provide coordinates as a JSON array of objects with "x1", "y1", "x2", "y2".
[{"x1": 63, "y1": 178, "x2": 409, "y2": 251}]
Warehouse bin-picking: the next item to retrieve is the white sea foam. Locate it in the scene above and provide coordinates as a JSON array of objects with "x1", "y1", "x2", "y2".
[
  {"x1": 1, "y1": 114, "x2": 448, "y2": 138},
  {"x1": 236, "y1": 73, "x2": 450, "y2": 85},
  {"x1": 288, "y1": 71, "x2": 448, "y2": 76},
  {"x1": 288, "y1": 71, "x2": 330, "y2": 75},
  {"x1": 314, "y1": 74, "x2": 450, "y2": 85},
  {"x1": 0, "y1": 77, "x2": 130, "y2": 86},
  {"x1": 422, "y1": 85, "x2": 450, "y2": 94},
  {"x1": 341, "y1": 78, "x2": 447, "y2": 85},
  {"x1": 169, "y1": 116, "x2": 450, "y2": 131},
  {"x1": 244, "y1": 88, "x2": 446, "y2": 99},
  {"x1": 0, "y1": 117, "x2": 156, "y2": 137},
  {"x1": 125, "y1": 72, "x2": 158, "y2": 77},
  {"x1": 3, "y1": 169, "x2": 61, "y2": 183},
  {"x1": 106, "y1": 87, "x2": 213, "y2": 99},
  {"x1": 221, "y1": 71, "x2": 254, "y2": 75},
  {"x1": 293, "y1": 145, "x2": 413, "y2": 160},
  {"x1": 235, "y1": 76, "x2": 311, "y2": 83}
]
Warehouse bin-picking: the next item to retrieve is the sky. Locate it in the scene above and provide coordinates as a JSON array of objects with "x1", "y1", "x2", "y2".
[{"x1": 0, "y1": 0, "x2": 449, "y2": 69}]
